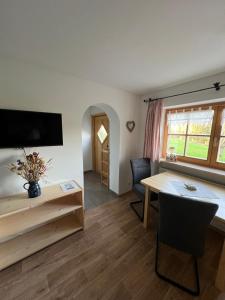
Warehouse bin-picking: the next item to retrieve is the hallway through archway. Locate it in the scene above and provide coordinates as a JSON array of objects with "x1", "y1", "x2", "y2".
[{"x1": 81, "y1": 104, "x2": 120, "y2": 209}]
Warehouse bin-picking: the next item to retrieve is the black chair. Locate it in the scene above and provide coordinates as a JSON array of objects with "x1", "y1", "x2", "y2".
[
  {"x1": 130, "y1": 158, "x2": 158, "y2": 221},
  {"x1": 155, "y1": 192, "x2": 218, "y2": 296}
]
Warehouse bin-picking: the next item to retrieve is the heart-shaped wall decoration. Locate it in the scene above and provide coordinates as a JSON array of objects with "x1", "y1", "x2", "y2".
[{"x1": 126, "y1": 121, "x2": 135, "y2": 132}]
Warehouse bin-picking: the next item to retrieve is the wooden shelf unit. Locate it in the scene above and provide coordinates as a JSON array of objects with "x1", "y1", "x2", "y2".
[
  {"x1": 0, "y1": 181, "x2": 84, "y2": 271},
  {"x1": 101, "y1": 149, "x2": 109, "y2": 188}
]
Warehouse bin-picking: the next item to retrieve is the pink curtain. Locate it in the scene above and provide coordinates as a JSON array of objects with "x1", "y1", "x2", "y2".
[{"x1": 143, "y1": 99, "x2": 163, "y2": 162}]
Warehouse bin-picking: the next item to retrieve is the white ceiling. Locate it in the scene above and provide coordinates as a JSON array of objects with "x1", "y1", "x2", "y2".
[{"x1": 1, "y1": 0, "x2": 225, "y2": 95}]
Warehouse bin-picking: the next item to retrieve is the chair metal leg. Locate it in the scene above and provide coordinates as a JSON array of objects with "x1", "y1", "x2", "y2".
[
  {"x1": 130, "y1": 193, "x2": 159, "y2": 222},
  {"x1": 130, "y1": 200, "x2": 144, "y2": 221},
  {"x1": 155, "y1": 233, "x2": 200, "y2": 296}
]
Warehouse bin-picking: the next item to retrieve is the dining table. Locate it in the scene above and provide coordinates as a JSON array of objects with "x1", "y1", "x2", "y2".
[{"x1": 141, "y1": 171, "x2": 225, "y2": 292}]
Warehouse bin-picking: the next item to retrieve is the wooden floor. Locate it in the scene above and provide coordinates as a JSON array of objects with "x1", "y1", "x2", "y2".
[{"x1": 0, "y1": 192, "x2": 224, "y2": 300}]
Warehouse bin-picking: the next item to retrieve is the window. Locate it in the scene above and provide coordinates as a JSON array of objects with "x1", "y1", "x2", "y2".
[
  {"x1": 163, "y1": 102, "x2": 225, "y2": 170},
  {"x1": 97, "y1": 124, "x2": 108, "y2": 144}
]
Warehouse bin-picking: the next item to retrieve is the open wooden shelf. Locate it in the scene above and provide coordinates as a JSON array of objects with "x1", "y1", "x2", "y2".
[
  {"x1": 102, "y1": 179, "x2": 109, "y2": 186},
  {"x1": 0, "y1": 180, "x2": 84, "y2": 271},
  {"x1": 0, "y1": 182, "x2": 82, "y2": 217},
  {"x1": 0, "y1": 198, "x2": 82, "y2": 243},
  {"x1": 0, "y1": 214, "x2": 82, "y2": 271},
  {"x1": 102, "y1": 149, "x2": 109, "y2": 153},
  {"x1": 101, "y1": 148, "x2": 109, "y2": 188},
  {"x1": 101, "y1": 171, "x2": 108, "y2": 178}
]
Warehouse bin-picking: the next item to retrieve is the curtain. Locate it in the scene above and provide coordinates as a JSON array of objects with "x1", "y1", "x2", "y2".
[
  {"x1": 143, "y1": 100, "x2": 163, "y2": 165},
  {"x1": 167, "y1": 109, "x2": 214, "y2": 123},
  {"x1": 167, "y1": 108, "x2": 214, "y2": 134}
]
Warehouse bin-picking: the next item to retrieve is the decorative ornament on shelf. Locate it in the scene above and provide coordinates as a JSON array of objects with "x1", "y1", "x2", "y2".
[
  {"x1": 184, "y1": 183, "x2": 197, "y2": 191},
  {"x1": 8, "y1": 151, "x2": 52, "y2": 198},
  {"x1": 166, "y1": 147, "x2": 177, "y2": 162},
  {"x1": 126, "y1": 121, "x2": 135, "y2": 132}
]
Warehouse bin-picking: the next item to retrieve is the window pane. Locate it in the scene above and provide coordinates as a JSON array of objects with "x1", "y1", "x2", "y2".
[
  {"x1": 167, "y1": 135, "x2": 185, "y2": 156},
  {"x1": 221, "y1": 111, "x2": 225, "y2": 136},
  {"x1": 222, "y1": 122, "x2": 225, "y2": 136},
  {"x1": 168, "y1": 109, "x2": 214, "y2": 135},
  {"x1": 217, "y1": 137, "x2": 225, "y2": 163},
  {"x1": 185, "y1": 136, "x2": 210, "y2": 160},
  {"x1": 188, "y1": 119, "x2": 213, "y2": 135},
  {"x1": 168, "y1": 120, "x2": 187, "y2": 134},
  {"x1": 97, "y1": 125, "x2": 108, "y2": 144}
]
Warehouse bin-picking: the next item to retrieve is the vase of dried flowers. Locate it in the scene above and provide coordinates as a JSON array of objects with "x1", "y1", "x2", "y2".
[
  {"x1": 23, "y1": 181, "x2": 41, "y2": 198},
  {"x1": 9, "y1": 152, "x2": 52, "y2": 198}
]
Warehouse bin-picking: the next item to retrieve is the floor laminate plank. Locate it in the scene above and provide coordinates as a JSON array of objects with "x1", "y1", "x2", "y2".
[
  {"x1": 42, "y1": 269, "x2": 88, "y2": 300},
  {"x1": 75, "y1": 237, "x2": 158, "y2": 299},
  {"x1": 0, "y1": 193, "x2": 222, "y2": 300}
]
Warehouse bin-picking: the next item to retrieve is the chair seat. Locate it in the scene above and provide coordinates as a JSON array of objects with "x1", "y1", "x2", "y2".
[
  {"x1": 154, "y1": 193, "x2": 219, "y2": 296},
  {"x1": 130, "y1": 158, "x2": 157, "y2": 221},
  {"x1": 133, "y1": 183, "x2": 145, "y2": 200},
  {"x1": 133, "y1": 183, "x2": 158, "y2": 202}
]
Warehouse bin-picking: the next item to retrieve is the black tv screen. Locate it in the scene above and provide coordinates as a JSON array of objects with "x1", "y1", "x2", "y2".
[{"x1": 0, "y1": 109, "x2": 63, "y2": 148}]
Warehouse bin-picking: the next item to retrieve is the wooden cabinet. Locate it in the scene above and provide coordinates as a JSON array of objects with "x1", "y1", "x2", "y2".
[
  {"x1": 0, "y1": 181, "x2": 84, "y2": 270},
  {"x1": 101, "y1": 149, "x2": 109, "y2": 187}
]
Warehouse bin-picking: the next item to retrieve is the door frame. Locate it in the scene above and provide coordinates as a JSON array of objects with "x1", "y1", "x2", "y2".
[{"x1": 91, "y1": 113, "x2": 108, "y2": 171}]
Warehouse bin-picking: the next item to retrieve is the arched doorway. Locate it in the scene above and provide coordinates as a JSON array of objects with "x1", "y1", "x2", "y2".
[{"x1": 81, "y1": 104, "x2": 120, "y2": 209}]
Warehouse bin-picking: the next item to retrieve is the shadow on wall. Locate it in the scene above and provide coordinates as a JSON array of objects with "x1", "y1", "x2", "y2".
[
  {"x1": 118, "y1": 157, "x2": 133, "y2": 195},
  {"x1": 81, "y1": 103, "x2": 120, "y2": 194},
  {"x1": 0, "y1": 150, "x2": 25, "y2": 195}
]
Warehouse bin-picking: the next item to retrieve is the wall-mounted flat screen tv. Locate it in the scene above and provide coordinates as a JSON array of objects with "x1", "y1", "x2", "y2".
[{"x1": 0, "y1": 109, "x2": 63, "y2": 148}]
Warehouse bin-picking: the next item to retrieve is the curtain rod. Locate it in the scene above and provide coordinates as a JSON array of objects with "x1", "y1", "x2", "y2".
[{"x1": 144, "y1": 82, "x2": 225, "y2": 103}]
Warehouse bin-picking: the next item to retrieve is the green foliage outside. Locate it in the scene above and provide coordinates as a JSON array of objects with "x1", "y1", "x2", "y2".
[
  {"x1": 168, "y1": 136, "x2": 225, "y2": 162},
  {"x1": 168, "y1": 119, "x2": 225, "y2": 163}
]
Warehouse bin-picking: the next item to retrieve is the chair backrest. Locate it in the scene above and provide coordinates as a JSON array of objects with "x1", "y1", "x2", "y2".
[
  {"x1": 158, "y1": 192, "x2": 218, "y2": 257},
  {"x1": 130, "y1": 158, "x2": 151, "y2": 185}
]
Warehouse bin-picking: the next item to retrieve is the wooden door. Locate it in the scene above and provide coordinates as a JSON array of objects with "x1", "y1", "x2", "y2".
[{"x1": 92, "y1": 114, "x2": 109, "y2": 186}]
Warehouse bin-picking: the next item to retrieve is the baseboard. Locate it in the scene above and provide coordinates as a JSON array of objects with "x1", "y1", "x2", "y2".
[{"x1": 118, "y1": 190, "x2": 133, "y2": 197}]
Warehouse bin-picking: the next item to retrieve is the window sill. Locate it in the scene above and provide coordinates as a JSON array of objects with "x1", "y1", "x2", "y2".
[{"x1": 159, "y1": 159, "x2": 225, "y2": 186}]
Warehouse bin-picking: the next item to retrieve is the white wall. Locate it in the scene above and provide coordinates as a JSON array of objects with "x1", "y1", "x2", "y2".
[
  {"x1": 82, "y1": 107, "x2": 93, "y2": 172},
  {"x1": 0, "y1": 58, "x2": 141, "y2": 197},
  {"x1": 90, "y1": 106, "x2": 104, "y2": 116}
]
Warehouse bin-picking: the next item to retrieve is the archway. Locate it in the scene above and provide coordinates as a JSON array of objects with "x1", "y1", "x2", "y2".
[{"x1": 81, "y1": 104, "x2": 120, "y2": 208}]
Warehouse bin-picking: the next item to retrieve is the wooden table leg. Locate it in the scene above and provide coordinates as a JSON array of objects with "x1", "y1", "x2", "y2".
[
  {"x1": 143, "y1": 187, "x2": 151, "y2": 229},
  {"x1": 215, "y1": 239, "x2": 225, "y2": 291}
]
